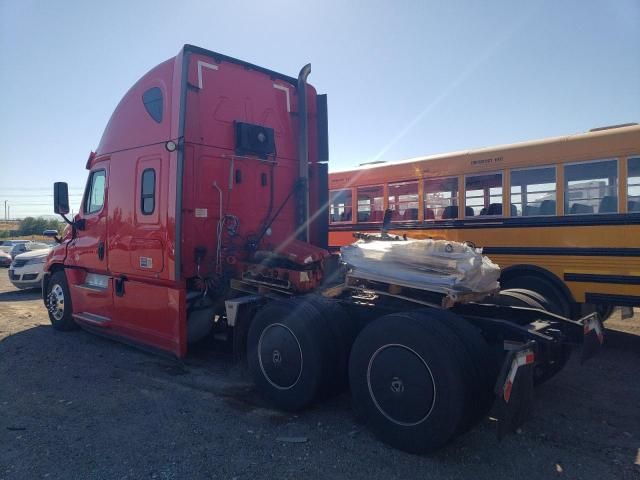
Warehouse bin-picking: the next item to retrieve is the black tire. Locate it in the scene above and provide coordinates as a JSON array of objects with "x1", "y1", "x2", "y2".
[
  {"x1": 501, "y1": 275, "x2": 571, "y2": 317},
  {"x1": 430, "y1": 309, "x2": 496, "y2": 432},
  {"x1": 493, "y1": 289, "x2": 571, "y2": 386},
  {"x1": 501, "y1": 288, "x2": 549, "y2": 311},
  {"x1": 246, "y1": 298, "x2": 330, "y2": 411},
  {"x1": 596, "y1": 304, "x2": 614, "y2": 322},
  {"x1": 45, "y1": 270, "x2": 77, "y2": 331},
  {"x1": 581, "y1": 303, "x2": 615, "y2": 323},
  {"x1": 304, "y1": 295, "x2": 359, "y2": 394},
  {"x1": 492, "y1": 289, "x2": 546, "y2": 311},
  {"x1": 349, "y1": 311, "x2": 466, "y2": 453}
]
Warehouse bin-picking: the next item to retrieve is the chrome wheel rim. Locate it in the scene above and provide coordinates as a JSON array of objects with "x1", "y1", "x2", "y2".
[{"x1": 47, "y1": 283, "x2": 65, "y2": 321}]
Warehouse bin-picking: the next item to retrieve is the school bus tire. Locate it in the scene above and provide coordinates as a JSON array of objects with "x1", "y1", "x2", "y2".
[
  {"x1": 492, "y1": 289, "x2": 547, "y2": 310},
  {"x1": 495, "y1": 288, "x2": 571, "y2": 385},
  {"x1": 501, "y1": 275, "x2": 571, "y2": 317}
]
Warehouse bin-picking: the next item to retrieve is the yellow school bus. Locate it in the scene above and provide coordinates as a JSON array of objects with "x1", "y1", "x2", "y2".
[{"x1": 328, "y1": 123, "x2": 640, "y2": 319}]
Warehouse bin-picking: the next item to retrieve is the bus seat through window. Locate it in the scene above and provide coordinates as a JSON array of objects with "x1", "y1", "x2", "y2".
[
  {"x1": 357, "y1": 212, "x2": 370, "y2": 222},
  {"x1": 524, "y1": 205, "x2": 540, "y2": 216},
  {"x1": 570, "y1": 203, "x2": 594, "y2": 214},
  {"x1": 403, "y1": 208, "x2": 418, "y2": 220},
  {"x1": 510, "y1": 204, "x2": 518, "y2": 216},
  {"x1": 487, "y1": 203, "x2": 502, "y2": 215},
  {"x1": 442, "y1": 205, "x2": 458, "y2": 219},
  {"x1": 599, "y1": 196, "x2": 618, "y2": 213},
  {"x1": 425, "y1": 208, "x2": 435, "y2": 220},
  {"x1": 465, "y1": 207, "x2": 474, "y2": 217},
  {"x1": 540, "y1": 200, "x2": 556, "y2": 216},
  {"x1": 370, "y1": 210, "x2": 383, "y2": 222},
  {"x1": 629, "y1": 200, "x2": 640, "y2": 212}
]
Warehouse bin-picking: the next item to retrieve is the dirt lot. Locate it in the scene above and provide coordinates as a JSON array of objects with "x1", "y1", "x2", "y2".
[{"x1": 0, "y1": 273, "x2": 639, "y2": 480}]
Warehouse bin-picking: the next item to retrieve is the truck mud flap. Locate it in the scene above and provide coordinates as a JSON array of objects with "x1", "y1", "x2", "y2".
[
  {"x1": 493, "y1": 343, "x2": 535, "y2": 440},
  {"x1": 580, "y1": 312, "x2": 604, "y2": 364}
]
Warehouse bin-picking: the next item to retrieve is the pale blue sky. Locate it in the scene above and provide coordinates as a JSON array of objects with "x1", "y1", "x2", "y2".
[{"x1": 1, "y1": 0, "x2": 638, "y2": 218}]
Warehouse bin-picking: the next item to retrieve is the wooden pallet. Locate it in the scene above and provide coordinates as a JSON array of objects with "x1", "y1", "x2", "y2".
[{"x1": 343, "y1": 273, "x2": 496, "y2": 309}]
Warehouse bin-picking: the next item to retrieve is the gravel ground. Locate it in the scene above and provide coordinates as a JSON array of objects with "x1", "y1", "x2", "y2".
[{"x1": 1, "y1": 272, "x2": 639, "y2": 480}]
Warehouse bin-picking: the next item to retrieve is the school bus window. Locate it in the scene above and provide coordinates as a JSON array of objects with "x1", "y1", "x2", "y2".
[
  {"x1": 424, "y1": 177, "x2": 458, "y2": 220},
  {"x1": 628, "y1": 157, "x2": 640, "y2": 213},
  {"x1": 510, "y1": 166, "x2": 556, "y2": 216},
  {"x1": 329, "y1": 189, "x2": 353, "y2": 223},
  {"x1": 565, "y1": 159, "x2": 617, "y2": 214},
  {"x1": 465, "y1": 173, "x2": 503, "y2": 216},
  {"x1": 357, "y1": 185, "x2": 384, "y2": 222},
  {"x1": 388, "y1": 181, "x2": 419, "y2": 221}
]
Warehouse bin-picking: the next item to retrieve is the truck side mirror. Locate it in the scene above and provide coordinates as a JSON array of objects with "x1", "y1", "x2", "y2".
[{"x1": 54, "y1": 182, "x2": 70, "y2": 215}]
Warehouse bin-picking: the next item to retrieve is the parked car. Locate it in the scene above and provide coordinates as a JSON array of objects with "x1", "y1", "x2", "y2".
[
  {"x1": 9, "y1": 246, "x2": 52, "y2": 289},
  {"x1": 0, "y1": 240, "x2": 31, "y2": 246},
  {"x1": 0, "y1": 246, "x2": 12, "y2": 267},
  {"x1": 3, "y1": 242, "x2": 50, "y2": 259},
  {"x1": 4, "y1": 242, "x2": 30, "y2": 258}
]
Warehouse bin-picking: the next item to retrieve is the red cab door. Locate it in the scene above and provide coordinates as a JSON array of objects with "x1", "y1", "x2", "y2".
[
  {"x1": 65, "y1": 162, "x2": 113, "y2": 326},
  {"x1": 68, "y1": 165, "x2": 109, "y2": 271}
]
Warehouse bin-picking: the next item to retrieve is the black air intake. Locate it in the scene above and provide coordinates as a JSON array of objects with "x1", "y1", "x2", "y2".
[{"x1": 234, "y1": 122, "x2": 275, "y2": 159}]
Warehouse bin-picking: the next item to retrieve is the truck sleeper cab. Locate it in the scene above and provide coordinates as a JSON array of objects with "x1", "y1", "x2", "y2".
[
  {"x1": 44, "y1": 45, "x2": 329, "y2": 357},
  {"x1": 43, "y1": 45, "x2": 601, "y2": 454}
]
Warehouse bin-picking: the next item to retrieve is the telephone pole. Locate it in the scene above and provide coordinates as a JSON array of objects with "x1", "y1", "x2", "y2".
[{"x1": 3, "y1": 200, "x2": 6, "y2": 221}]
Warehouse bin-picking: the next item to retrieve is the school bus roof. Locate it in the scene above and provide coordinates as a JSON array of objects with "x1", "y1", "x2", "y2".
[{"x1": 331, "y1": 123, "x2": 640, "y2": 174}]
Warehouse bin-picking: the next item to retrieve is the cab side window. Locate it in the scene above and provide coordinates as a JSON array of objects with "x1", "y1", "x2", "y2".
[
  {"x1": 85, "y1": 170, "x2": 106, "y2": 214},
  {"x1": 141, "y1": 168, "x2": 156, "y2": 215}
]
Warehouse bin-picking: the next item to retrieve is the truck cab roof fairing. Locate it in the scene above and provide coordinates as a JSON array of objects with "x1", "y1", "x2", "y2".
[{"x1": 96, "y1": 58, "x2": 176, "y2": 156}]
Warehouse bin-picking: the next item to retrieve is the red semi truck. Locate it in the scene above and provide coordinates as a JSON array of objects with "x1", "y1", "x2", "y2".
[{"x1": 43, "y1": 45, "x2": 601, "y2": 453}]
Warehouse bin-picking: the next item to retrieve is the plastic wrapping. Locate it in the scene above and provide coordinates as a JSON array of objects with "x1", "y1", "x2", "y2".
[{"x1": 341, "y1": 238, "x2": 500, "y2": 294}]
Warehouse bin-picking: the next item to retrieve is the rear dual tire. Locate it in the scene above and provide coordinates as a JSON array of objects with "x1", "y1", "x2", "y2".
[
  {"x1": 249, "y1": 301, "x2": 496, "y2": 453},
  {"x1": 247, "y1": 296, "x2": 357, "y2": 411},
  {"x1": 349, "y1": 310, "x2": 494, "y2": 454}
]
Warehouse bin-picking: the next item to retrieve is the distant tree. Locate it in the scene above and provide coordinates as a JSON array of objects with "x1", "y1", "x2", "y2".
[
  {"x1": 46, "y1": 219, "x2": 65, "y2": 233},
  {"x1": 18, "y1": 216, "x2": 62, "y2": 236},
  {"x1": 18, "y1": 217, "x2": 36, "y2": 235}
]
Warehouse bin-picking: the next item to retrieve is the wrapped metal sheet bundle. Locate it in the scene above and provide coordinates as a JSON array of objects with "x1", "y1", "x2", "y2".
[{"x1": 341, "y1": 238, "x2": 500, "y2": 294}]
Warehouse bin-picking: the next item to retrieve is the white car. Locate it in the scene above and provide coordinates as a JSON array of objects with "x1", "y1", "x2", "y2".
[{"x1": 8, "y1": 246, "x2": 51, "y2": 289}]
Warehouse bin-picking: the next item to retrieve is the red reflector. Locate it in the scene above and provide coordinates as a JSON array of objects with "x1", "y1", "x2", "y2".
[
  {"x1": 525, "y1": 352, "x2": 535, "y2": 364},
  {"x1": 503, "y1": 380, "x2": 513, "y2": 403}
]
